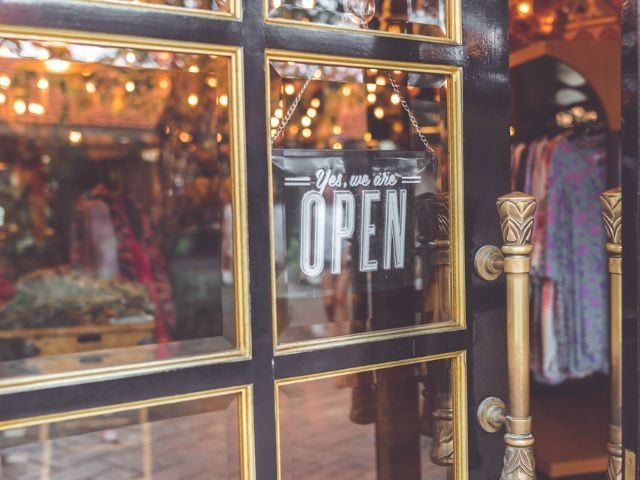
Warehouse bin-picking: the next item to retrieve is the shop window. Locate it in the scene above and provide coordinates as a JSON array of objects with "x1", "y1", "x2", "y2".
[
  {"x1": 268, "y1": 55, "x2": 462, "y2": 350},
  {"x1": 0, "y1": 38, "x2": 246, "y2": 381},
  {"x1": 277, "y1": 356, "x2": 463, "y2": 478},
  {"x1": 267, "y1": 0, "x2": 458, "y2": 42},
  {"x1": 95, "y1": 0, "x2": 232, "y2": 15},
  {"x1": 0, "y1": 388, "x2": 252, "y2": 479}
]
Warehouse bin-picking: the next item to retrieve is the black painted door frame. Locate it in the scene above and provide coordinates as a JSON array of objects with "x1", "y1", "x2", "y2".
[{"x1": 0, "y1": 0, "x2": 511, "y2": 478}]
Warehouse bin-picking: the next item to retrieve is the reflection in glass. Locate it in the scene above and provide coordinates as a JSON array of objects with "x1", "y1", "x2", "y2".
[
  {"x1": 102, "y1": 0, "x2": 229, "y2": 13},
  {"x1": 0, "y1": 38, "x2": 239, "y2": 378},
  {"x1": 268, "y1": 0, "x2": 448, "y2": 39},
  {"x1": 270, "y1": 60, "x2": 451, "y2": 345},
  {"x1": 0, "y1": 393, "x2": 242, "y2": 480},
  {"x1": 278, "y1": 358, "x2": 455, "y2": 479}
]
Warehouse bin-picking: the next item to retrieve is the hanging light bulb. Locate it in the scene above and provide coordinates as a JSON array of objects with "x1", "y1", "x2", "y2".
[
  {"x1": 44, "y1": 59, "x2": 71, "y2": 73},
  {"x1": 28, "y1": 103, "x2": 45, "y2": 115},
  {"x1": 68, "y1": 130, "x2": 83, "y2": 144},
  {"x1": 516, "y1": 0, "x2": 533, "y2": 17},
  {"x1": 13, "y1": 100, "x2": 26, "y2": 115}
]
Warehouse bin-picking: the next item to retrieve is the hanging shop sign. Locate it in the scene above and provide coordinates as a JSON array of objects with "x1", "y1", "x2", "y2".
[{"x1": 273, "y1": 149, "x2": 437, "y2": 281}]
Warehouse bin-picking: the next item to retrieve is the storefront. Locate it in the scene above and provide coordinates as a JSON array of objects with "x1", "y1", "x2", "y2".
[{"x1": 0, "y1": 0, "x2": 637, "y2": 479}]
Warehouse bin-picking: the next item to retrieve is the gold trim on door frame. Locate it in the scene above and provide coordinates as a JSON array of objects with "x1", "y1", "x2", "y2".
[
  {"x1": 0, "y1": 384, "x2": 256, "y2": 480},
  {"x1": 264, "y1": 0, "x2": 462, "y2": 45},
  {"x1": 74, "y1": 0, "x2": 241, "y2": 21},
  {"x1": 0, "y1": 27, "x2": 251, "y2": 394},
  {"x1": 274, "y1": 351, "x2": 468, "y2": 480},
  {"x1": 265, "y1": 49, "x2": 465, "y2": 355}
]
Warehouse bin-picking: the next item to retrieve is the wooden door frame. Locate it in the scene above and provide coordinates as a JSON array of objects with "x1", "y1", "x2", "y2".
[{"x1": 0, "y1": 0, "x2": 511, "y2": 477}]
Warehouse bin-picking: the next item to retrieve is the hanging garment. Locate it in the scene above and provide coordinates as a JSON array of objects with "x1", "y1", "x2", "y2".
[
  {"x1": 512, "y1": 133, "x2": 609, "y2": 384},
  {"x1": 72, "y1": 185, "x2": 176, "y2": 343},
  {"x1": 542, "y1": 137, "x2": 608, "y2": 383}
]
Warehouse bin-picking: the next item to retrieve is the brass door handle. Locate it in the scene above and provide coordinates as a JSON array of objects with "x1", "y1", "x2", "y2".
[
  {"x1": 601, "y1": 187, "x2": 623, "y2": 480},
  {"x1": 474, "y1": 192, "x2": 537, "y2": 480}
]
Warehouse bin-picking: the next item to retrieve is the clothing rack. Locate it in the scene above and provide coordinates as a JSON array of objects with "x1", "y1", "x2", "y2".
[{"x1": 510, "y1": 39, "x2": 621, "y2": 187}]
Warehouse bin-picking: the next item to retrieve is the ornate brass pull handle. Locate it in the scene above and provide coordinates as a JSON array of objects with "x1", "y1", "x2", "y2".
[
  {"x1": 601, "y1": 187, "x2": 623, "y2": 480},
  {"x1": 474, "y1": 192, "x2": 537, "y2": 480}
]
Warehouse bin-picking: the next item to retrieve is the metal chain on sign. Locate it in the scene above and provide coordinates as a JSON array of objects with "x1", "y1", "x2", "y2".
[{"x1": 271, "y1": 3, "x2": 434, "y2": 154}]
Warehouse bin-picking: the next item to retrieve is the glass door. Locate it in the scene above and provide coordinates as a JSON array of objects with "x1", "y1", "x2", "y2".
[{"x1": 0, "y1": 0, "x2": 512, "y2": 478}]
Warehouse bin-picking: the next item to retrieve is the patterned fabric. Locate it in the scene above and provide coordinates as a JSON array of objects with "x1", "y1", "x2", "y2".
[
  {"x1": 542, "y1": 138, "x2": 608, "y2": 383},
  {"x1": 71, "y1": 185, "x2": 175, "y2": 343},
  {"x1": 512, "y1": 135, "x2": 608, "y2": 384}
]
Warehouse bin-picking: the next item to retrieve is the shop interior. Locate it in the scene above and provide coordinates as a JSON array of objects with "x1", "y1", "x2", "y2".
[
  {"x1": 0, "y1": 0, "x2": 626, "y2": 477},
  {"x1": 508, "y1": 0, "x2": 621, "y2": 477}
]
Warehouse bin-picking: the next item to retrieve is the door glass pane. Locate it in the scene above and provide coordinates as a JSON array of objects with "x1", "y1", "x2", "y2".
[
  {"x1": 0, "y1": 38, "x2": 244, "y2": 380},
  {"x1": 277, "y1": 358, "x2": 456, "y2": 479},
  {"x1": 269, "y1": 59, "x2": 454, "y2": 346},
  {"x1": 267, "y1": 0, "x2": 450, "y2": 39},
  {"x1": 99, "y1": 0, "x2": 229, "y2": 13},
  {"x1": 0, "y1": 391, "x2": 244, "y2": 479}
]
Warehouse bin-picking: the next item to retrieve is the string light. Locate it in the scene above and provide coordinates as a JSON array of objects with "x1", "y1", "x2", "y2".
[
  {"x1": 28, "y1": 103, "x2": 45, "y2": 115},
  {"x1": 206, "y1": 76, "x2": 217, "y2": 88},
  {"x1": 284, "y1": 84, "x2": 295, "y2": 95},
  {"x1": 271, "y1": 117, "x2": 280, "y2": 128},
  {"x1": 310, "y1": 98, "x2": 321, "y2": 108},
  {"x1": 390, "y1": 93, "x2": 400, "y2": 105},
  {"x1": 306, "y1": 107, "x2": 317, "y2": 118},
  {"x1": 13, "y1": 100, "x2": 26, "y2": 115},
  {"x1": 366, "y1": 83, "x2": 377, "y2": 93},
  {"x1": 274, "y1": 108, "x2": 284, "y2": 119},
  {"x1": 85, "y1": 81, "x2": 96, "y2": 93},
  {"x1": 188, "y1": 94, "x2": 199, "y2": 106},
  {"x1": 367, "y1": 93, "x2": 377, "y2": 103},
  {"x1": 37, "y1": 78, "x2": 49, "y2": 90},
  {"x1": 516, "y1": 0, "x2": 533, "y2": 16},
  {"x1": 301, "y1": 116, "x2": 311, "y2": 127},
  {"x1": 125, "y1": 81, "x2": 136, "y2": 92},
  {"x1": 332, "y1": 125, "x2": 342, "y2": 135},
  {"x1": 302, "y1": 128, "x2": 312, "y2": 138},
  {"x1": 68, "y1": 130, "x2": 83, "y2": 144},
  {"x1": 373, "y1": 107, "x2": 385, "y2": 119},
  {"x1": 0, "y1": 76, "x2": 10, "y2": 88},
  {"x1": 341, "y1": 85, "x2": 352, "y2": 96},
  {"x1": 375, "y1": 76, "x2": 386, "y2": 86},
  {"x1": 44, "y1": 59, "x2": 70, "y2": 73},
  {"x1": 218, "y1": 94, "x2": 229, "y2": 106}
]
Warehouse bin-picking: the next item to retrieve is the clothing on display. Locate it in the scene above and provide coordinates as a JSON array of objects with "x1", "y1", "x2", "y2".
[
  {"x1": 71, "y1": 183, "x2": 176, "y2": 343},
  {"x1": 511, "y1": 131, "x2": 609, "y2": 385}
]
